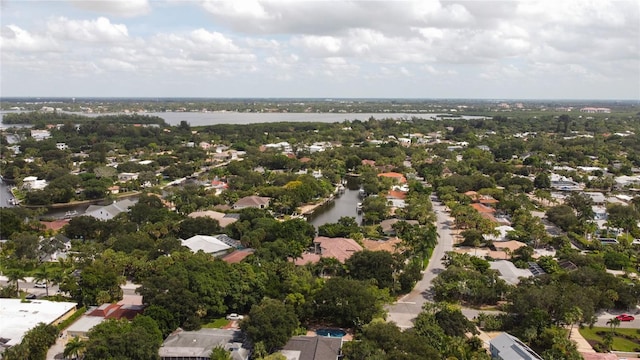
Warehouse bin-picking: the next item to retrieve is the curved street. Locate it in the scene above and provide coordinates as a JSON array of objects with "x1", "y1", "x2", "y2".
[{"x1": 386, "y1": 198, "x2": 454, "y2": 328}]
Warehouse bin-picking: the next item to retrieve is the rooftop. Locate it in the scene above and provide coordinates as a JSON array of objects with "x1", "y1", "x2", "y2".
[
  {"x1": 182, "y1": 235, "x2": 232, "y2": 255},
  {"x1": 159, "y1": 328, "x2": 249, "y2": 360},
  {"x1": 280, "y1": 336, "x2": 343, "y2": 360},
  {"x1": 0, "y1": 299, "x2": 77, "y2": 346}
]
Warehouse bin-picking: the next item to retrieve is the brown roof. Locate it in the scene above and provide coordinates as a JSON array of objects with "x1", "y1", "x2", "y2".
[
  {"x1": 234, "y1": 196, "x2": 270, "y2": 208},
  {"x1": 493, "y1": 240, "x2": 527, "y2": 252},
  {"x1": 188, "y1": 210, "x2": 238, "y2": 228},
  {"x1": 387, "y1": 190, "x2": 407, "y2": 200},
  {"x1": 361, "y1": 159, "x2": 376, "y2": 166},
  {"x1": 221, "y1": 249, "x2": 255, "y2": 264},
  {"x1": 470, "y1": 203, "x2": 495, "y2": 213},
  {"x1": 299, "y1": 157, "x2": 312, "y2": 163},
  {"x1": 377, "y1": 172, "x2": 407, "y2": 183},
  {"x1": 41, "y1": 219, "x2": 70, "y2": 232},
  {"x1": 294, "y1": 237, "x2": 363, "y2": 265},
  {"x1": 362, "y1": 238, "x2": 403, "y2": 253}
]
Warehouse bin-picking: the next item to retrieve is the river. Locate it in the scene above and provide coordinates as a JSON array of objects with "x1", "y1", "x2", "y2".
[{"x1": 0, "y1": 110, "x2": 488, "y2": 128}]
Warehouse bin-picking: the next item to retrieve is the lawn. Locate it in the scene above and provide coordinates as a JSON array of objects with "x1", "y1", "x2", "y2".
[
  {"x1": 201, "y1": 318, "x2": 230, "y2": 329},
  {"x1": 579, "y1": 326, "x2": 640, "y2": 352}
]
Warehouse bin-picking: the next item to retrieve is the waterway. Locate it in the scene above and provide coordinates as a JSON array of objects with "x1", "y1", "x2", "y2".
[
  {"x1": 0, "y1": 110, "x2": 488, "y2": 128},
  {"x1": 0, "y1": 179, "x2": 15, "y2": 208},
  {"x1": 308, "y1": 184, "x2": 363, "y2": 228}
]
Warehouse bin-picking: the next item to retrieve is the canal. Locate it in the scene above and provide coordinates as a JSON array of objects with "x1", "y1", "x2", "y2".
[{"x1": 308, "y1": 186, "x2": 363, "y2": 228}]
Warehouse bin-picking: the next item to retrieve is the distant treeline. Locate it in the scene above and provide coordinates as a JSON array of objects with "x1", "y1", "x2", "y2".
[{"x1": 2, "y1": 112, "x2": 167, "y2": 125}]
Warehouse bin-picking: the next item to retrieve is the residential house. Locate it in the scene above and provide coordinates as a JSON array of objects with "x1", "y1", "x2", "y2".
[
  {"x1": 489, "y1": 332, "x2": 543, "y2": 360},
  {"x1": 30, "y1": 129, "x2": 51, "y2": 141},
  {"x1": 188, "y1": 210, "x2": 239, "y2": 228},
  {"x1": 85, "y1": 199, "x2": 136, "y2": 221},
  {"x1": 294, "y1": 237, "x2": 363, "y2": 265},
  {"x1": 233, "y1": 196, "x2": 270, "y2": 210},
  {"x1": 181, "y1": 235, "x2": 233, "y2": 257},
  {"x1": 67, "y1": 300, "x2": 144, "y2": 339},
  {"x1": 159, "y1": 328, "x2": 250, "y2": 360},
  {"x1": 56, "y1": 143, "x2": 68, "y2": 150},
  {"x1": 22, "y1": 176, "x2": 48, "y2": 190},
  {"x1": 221, "y1": 249, "x2": 255, "y2": 264},
  {"x1": 118, "y1": 172, "x2": 139, "y2": 182},
  {"x1": 378, "y1": 218, "x2": 418, "y2": 236},
  {"x1": 199, "y1": 142, "x2": 212, "y2": 150},
  {"x1": 377, "y1": 172, "x2": 407, "y2": 184},
  {"x1": 279, "y1": 336, "x2": 343, "y2": 360},
  {"x1": 583, "y1": 192, "x2": 606, "y2": 205}
]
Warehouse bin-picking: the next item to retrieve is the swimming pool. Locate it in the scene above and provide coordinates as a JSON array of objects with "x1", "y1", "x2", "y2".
[{"x1": 316, "y1": 328, "x2": 346, "y2": 337}]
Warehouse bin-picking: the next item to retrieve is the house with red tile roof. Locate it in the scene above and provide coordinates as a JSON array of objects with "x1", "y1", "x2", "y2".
[
  {"x1": 293, "y1": 236, "x2": 363, "y2": 265},
  {"x1": 377, "y1": 172, "x2": 407, "y2": 184},
  {"x1": 221, "y1": 249, "x2": 255, "y2": 264}
]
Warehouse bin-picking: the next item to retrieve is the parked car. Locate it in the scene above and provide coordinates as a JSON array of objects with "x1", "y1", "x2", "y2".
[
  {"x1": 25, "y1": 293, "x2": 37, "y2": 299},
  {"x1": 226, "y1": 313, "x2": 244, "y2": 321},
  {"x1": 34, "y1": 282, "x2": 47, "y2": 288},
  {"x1": 616, "y1": 314, "x2": 635, "y2": 322}
]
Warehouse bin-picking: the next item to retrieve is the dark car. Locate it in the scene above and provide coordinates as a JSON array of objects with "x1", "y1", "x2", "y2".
[
  {"x1": 25, "y1": 293, "x2": 37, "y2": 300},
  {"x1": 616, "y1": 314, "x2": 635, "y2": 322}
]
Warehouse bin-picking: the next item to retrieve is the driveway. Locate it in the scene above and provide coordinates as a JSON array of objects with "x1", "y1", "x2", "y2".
[{"x1": 386, "y1": 200, "x2": 454, "y2": 328}]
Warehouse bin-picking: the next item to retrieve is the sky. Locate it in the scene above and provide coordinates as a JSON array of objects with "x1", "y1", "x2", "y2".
[{"x1": 1, "y1": 0, "x2": 639, "y2": 99}]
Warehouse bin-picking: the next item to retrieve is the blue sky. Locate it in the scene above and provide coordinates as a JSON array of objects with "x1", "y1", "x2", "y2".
[{"x1": 1, "y1": 0, "x2": 639, "y2": 99}]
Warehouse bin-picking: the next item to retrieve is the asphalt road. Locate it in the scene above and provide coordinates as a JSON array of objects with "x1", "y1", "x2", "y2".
[{"x1": 386, "y1": 199, "x2": 454, "y2": 328}]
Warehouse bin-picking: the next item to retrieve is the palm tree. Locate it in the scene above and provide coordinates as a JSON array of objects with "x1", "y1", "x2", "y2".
[
  {"x1": 5, "y1": 267, "x2": 26, "y2": 293},
  {"x1": 606, "y1": 317, "x2": 621, "y2": 336},
  {"x1": 63, "y1": 336, "x2": 86, "y2": 360},
  {"x1": 33, "y1": 265, "x2": 51, "y2": 297}
]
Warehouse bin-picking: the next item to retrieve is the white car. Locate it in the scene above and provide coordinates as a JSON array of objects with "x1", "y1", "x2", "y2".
[
  {"x1": 226, "y1": 313, "x2": 244, "y2": 321},
  {"x1": 34, "y1": 282, "x2": 47, "y2": 288}
]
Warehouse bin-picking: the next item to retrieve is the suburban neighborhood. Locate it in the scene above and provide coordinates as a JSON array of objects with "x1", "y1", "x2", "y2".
[{"x1": 1, "y1": 98, "x2": 640, "y2": 360}]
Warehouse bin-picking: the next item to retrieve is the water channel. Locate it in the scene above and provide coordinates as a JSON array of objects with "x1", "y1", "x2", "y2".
[{"x1": 307, "y1": 180, "x2": 363, "y2": 228}]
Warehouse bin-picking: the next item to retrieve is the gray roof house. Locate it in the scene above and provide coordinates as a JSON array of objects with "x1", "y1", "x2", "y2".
[
  {"x1": 84, "y1": 199, "x2": 136, "y2": 221},
  {"x1": 159, "y1": 328, "x2": 249, "y2": 360},
  {"x1": 489, "y1": 332, "x2": 543, "y2": 360},
  {"x1": 279, "y1": 336, "x2": 343, "y2": 360},
  {"x1": 233, "y1": 196, "x2": 270, "y2": 210}
]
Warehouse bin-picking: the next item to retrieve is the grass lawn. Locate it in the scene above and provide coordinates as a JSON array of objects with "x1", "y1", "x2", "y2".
[
  {"x1": 202, "y1": 318, "x2": 230, "y2": 329},
  {"x1": 579, "y1": 326, "x2": 640, "y2": 352}
]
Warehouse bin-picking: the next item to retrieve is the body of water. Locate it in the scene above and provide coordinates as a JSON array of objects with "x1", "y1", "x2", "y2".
[
  {"x1": 308, "y1": 187, "x2": 363, "y2": 228},
  {"x1": 0, "y1": 110, "x2": 488, "y2": 128},
  {"x1": 0, "y1": 179, "x2": 16, "y2": 208}
]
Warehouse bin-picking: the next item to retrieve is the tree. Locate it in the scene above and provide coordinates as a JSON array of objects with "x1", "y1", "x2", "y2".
[
  {"x1": 33, "y1": 265, "x2": 51, "y2": 297},
  {"x1": 5, "y1": 267, "x2": 26, "y2": 293},
  {"x1": 241, "y1": 298, "x2": 299, "y2": 352},
  {"x1": 345, "y1": 250, "x2": 398, "y2": 290},
  {"x1": 177, "y1": 217, "x2": 221, "y2": 239},
  {"x1": 312, "y1": 277, "x2": 387, "y2": 328},
  {"x1": 606, "y1": 317, "x2": 620, "y2": 335},
  {"x1": 564, "y1": 306, "x2": 583, "y2": 339},
  {"x1": 210, "y1": 346, "x2": 232, "y2": 360},
  {"x1": 533, "y1": 173, "x2": 551, "y2": 189},
  {"x1": 2, "y1": 323, "x2": 59, "y2": 360},
  {"x1": 63, "y1": 337, "x2": 87, "y2": 360},
  {"x1": 84, "y1": 316, "x2": 163, "y2": 360}
]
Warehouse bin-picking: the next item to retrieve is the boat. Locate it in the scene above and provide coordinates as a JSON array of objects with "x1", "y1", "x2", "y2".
[
  {"x1": 64, "y1": 210, "x2": 78, "y2": 218},
  {"x1": 356, "y1": 203, "x2": 363, "y2": 213}
]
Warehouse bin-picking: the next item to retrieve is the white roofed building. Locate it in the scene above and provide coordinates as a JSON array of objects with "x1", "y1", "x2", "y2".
[{"x1": 182, "y1": 235, "x2": 233, "y2": 256}]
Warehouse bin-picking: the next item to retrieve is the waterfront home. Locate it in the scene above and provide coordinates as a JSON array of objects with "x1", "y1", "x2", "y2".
[
  {"x1": 85, "y1": 199, "x2": 136, "y2": 221},
  {"x1": 22, "y1": 176, "x2": 48, "y2": 190}
]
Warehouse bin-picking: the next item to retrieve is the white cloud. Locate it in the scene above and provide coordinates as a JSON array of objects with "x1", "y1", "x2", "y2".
[
  {"x1": 68, "y1": 0, "x2": 150, "y2": 17},
  {"x1": 47, "y1": 17, "x2": 129, "y2": 43},
  {"x1": 0, "y1": 24, "x2": 59, "y2": 52}
]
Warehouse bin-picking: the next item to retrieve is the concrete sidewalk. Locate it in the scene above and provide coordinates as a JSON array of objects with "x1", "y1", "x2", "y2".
[{"x1": 569, "y1": 326, "x2": 595, "y2": 353}]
